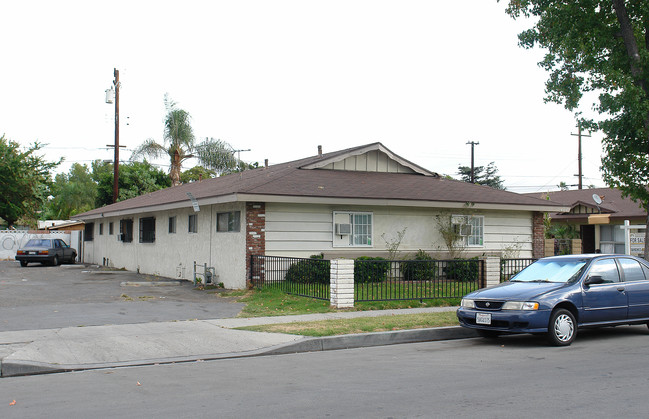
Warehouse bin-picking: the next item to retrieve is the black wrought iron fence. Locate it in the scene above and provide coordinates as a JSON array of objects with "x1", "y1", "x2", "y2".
[
  {"x1": 250, "y1": 255, "x2": 330, "y2": 300},
  {"x1": 354, "y1": 258, "x2": 483, "y2": 302},
  {"x1": 250, "y1": 255, "x2": 485, "y2": 303},
  {"x1": 500, "y1": 258, "x2": 536, "y2": 282}
]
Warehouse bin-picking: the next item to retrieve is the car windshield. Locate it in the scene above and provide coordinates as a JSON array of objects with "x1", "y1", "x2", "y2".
[
  {"x1": 25, "y1": 239, "x2": 52, "y2": 247},
  {"x1": 510, "y1": 259, "x2": 588, "y2": 283}
]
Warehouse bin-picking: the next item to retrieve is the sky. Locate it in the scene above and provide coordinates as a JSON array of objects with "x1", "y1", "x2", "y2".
[{"x1": 1, "y1": 0, "x2": 606, "y2": 193}]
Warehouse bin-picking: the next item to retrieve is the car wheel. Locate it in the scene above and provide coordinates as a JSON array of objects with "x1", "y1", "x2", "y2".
[
  {"x1": 70, "y1": 253, "x2": 77, "y2": 264},
  {"x1": 19, "y1": 260, "x2": 28, "y2": 267},
  {"x1": 548, "y1": 308, "x2": 576, "y2": 346},
  {"x1": 52, "y1": 255, "x2": 60, "y2": 266},
  {"x1": 477, "y1": 329, "x2": 500, "y2": 339}
]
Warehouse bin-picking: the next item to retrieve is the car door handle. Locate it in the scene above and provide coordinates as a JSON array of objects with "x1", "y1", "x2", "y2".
[{"x1": 617, "y1": 287, "x2": 625, "y2": 292}]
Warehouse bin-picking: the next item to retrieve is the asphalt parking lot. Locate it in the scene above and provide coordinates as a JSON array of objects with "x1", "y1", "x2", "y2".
[{"x1": 0, "y1": 261, "x2": 245, "y2": 332}]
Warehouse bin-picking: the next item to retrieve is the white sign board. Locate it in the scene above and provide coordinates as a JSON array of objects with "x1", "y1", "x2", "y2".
[
  {"x1": 623, "y1": 220, "x2": 646, "y2": 255},
  {"x1": 630, "y1": 232, "x2": 645, "y2": 254}
]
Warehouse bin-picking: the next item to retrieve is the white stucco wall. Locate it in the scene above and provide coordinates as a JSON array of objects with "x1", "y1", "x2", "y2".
[
  {"x1": 265, "y1": 203, "x2": 534, "y2": 259},
  {"x1": 82, "y1": 202, "x2": 247, "y2": 289}
]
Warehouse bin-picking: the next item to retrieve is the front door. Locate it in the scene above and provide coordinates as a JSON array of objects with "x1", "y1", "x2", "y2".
[
  {"x1": 581, "y1": 258, "x2": 628, "y2": 323},
  {"x1": 581, "y1": 225, "x2": 595, "y2": 253}
]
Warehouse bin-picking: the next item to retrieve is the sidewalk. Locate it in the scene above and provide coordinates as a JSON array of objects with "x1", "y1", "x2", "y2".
[{"x1": 0, "y1": 306, "x2": 475, "y2": 377}]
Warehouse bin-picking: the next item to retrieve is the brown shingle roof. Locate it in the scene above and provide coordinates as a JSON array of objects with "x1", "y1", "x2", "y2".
[
  {"x1": 524, "y1": 188, "x2": 646, "y2": 221},
  {"x1": 76, "y1": 143, "x2": 563, "y2": 218}
]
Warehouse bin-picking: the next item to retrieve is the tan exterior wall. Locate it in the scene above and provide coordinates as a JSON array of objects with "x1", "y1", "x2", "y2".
[{"x1": 265, "y1": 203, "x2": 535, "y2": 259}]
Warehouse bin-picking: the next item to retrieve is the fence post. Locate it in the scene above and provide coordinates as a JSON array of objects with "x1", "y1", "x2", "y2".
[
  {"x1": 330, "y1": 258, "x2": 354, "y2": 309},
  {"x1": 480, "y1": 256, "x2": 500, "y2": 288}
]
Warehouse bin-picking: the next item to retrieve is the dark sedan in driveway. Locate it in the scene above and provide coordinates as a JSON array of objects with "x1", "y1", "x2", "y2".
[
  {"x1": 15, "y1": 238, "x2": 77, "y2": 267},
  {"x1": 457, "y1": 254, "x2": 649, "y2": 346}
]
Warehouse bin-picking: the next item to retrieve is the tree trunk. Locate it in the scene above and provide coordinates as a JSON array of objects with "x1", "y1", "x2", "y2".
[
  {"x1": 170, "y1": 150, "x2": 182, "y2": 187},
  {"x1": 613, "y1": 0, "x2": 649, "y2": 259}
]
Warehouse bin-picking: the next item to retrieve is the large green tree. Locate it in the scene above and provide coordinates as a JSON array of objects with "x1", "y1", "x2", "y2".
[
  {"x1": 457, "y1": 161, "x2": 505, "y2": 189},
  {"x1": 180, "y1": 166, "x2": 217, "y2": 184},
  {"x1": 92, "y1": 160, "x2": 171, "y2": 207},
  {"x1": 44, "y1": 163, "x2": 97, "y2": 220},
  {"x1": 132, "y1": 95, "x2": 238, "y2": 186},
  {"x1": 0, "y1": 135, "x2": 59, "y2": 227},
  {"x1": 504, "y1": 0, "x2": 649, "y2": 257}
]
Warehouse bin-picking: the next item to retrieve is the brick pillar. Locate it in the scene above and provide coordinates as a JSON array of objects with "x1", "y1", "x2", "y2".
[
  {"x1": 246, "y1": 202, "x2": 265, "y2": 287},
  {"x1": 480, "y1": 256, "x2": 501, "y2": 288},
  {"x1": 330, "y1": 259, "x2": 354, "y2": 308},
  {"x1": 532, "y1": 212, "x2": 545, "y2": 259}
]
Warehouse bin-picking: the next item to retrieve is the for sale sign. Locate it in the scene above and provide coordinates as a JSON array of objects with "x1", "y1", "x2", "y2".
[{"x1": 630, "y1": 232, "x2": 645, "y2": 255}]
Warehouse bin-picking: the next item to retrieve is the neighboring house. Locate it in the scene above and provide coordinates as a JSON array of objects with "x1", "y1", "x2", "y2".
[
  {"x1": 525, "y1": 188, "x2": 647, "y2": 255},
  {"x1": 74, "y1": 143, "x2": 565, "y2": 289}
]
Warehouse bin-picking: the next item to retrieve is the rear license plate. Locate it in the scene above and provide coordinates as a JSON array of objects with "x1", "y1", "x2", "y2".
[{"x1": 476, "y1": 312, "x2": 492, "y2": 325}]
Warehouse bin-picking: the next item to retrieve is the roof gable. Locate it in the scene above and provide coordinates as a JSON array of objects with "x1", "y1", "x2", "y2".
[
  {"x1": 525, "y1": 188, "x2": 646, "y2": 220},
  {"x1": 300, "y1": 143, "x2": 437, "y2": 176}
]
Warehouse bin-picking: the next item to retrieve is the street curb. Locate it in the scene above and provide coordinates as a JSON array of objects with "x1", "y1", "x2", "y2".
[
  {"x1": 264, "y1": 325, "x2": 478, "y2": 355},
  {"x1": 0, "y1": 326, "x2": 478, "y2": 377}
]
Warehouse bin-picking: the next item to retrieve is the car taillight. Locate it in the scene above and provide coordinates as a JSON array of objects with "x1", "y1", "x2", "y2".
[
  {"x1": 16, "y1": 250, "x2": 24, "y2": 255},
  {"x1": 38, "y1": 250, "x2": 49, "y2": 255}
]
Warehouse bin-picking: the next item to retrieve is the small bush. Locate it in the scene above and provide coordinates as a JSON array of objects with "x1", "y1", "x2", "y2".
[
  {"x1": 284, "y1": 254, "x2": 330, "y2": 284},
  {"x1": 401, "y1": 250, "x2": 437, "y2": 281},
  {"x1": 443, "y1": 258, "x2": 480, "y2": 282},
  {"x1": 354, "y1": 256, "x2": 391, "y2": 283}
]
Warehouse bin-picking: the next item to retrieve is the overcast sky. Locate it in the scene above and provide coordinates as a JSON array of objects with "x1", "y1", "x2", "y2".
[{"x1": 1, "y1": 0, "x2": 605, "y2": 193}]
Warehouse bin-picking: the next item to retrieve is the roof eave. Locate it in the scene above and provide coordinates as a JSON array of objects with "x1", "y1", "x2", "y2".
[{"x1": 75, "y1": 193, "x2": 567, "y2": 220}]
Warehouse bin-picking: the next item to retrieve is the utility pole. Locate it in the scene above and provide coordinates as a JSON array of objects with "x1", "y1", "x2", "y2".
[
  {"x1": 233, "y1": 148, "x2": 251, "y2": 163},
  {"x1": 466, "y1": 141, "x2": 480, "y2": 183},
  {"x1": 571, "y1": 122, "x2": 591, "y2": 190},
  {"x1": 105, "y1": 68, "x2": 125, "y2": 203}
]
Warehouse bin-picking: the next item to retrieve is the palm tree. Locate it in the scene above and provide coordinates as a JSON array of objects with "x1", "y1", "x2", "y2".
[{"x1": 131, "y1": 95, "x2": 238, "y2": 186}]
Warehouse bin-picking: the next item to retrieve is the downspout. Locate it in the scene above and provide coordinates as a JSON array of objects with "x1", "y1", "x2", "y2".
[{"x1": 209, "y1": 204, "x2": 213, "y2": 268}]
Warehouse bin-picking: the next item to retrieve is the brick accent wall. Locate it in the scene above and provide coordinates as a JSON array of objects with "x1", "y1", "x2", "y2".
[
  {"x1": 532, "y1": 211, "x2": 545, "y2": 259},
  {"x1": 246, "y1": 202, "x2": 266, "y2": 286}
]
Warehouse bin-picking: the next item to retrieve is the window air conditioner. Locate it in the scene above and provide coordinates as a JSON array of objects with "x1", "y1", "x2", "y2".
[
  {"x1": 117, "y1": 233, "x2": 124, "y2": 241},
  {"x1": 335, "y1": 223, "x2": 352, "y2": 235}
]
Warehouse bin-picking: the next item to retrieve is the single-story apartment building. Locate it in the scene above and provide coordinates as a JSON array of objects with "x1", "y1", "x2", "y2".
[
  {"x1": 526, "y1": 187, "x2": 647, "y2": 255},
  {"x1": 75, "y1": 143, "x2": 566, "y2": 289}
]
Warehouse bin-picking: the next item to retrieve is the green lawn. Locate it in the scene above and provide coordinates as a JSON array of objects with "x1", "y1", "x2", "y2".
[
  {"x1": 222, "y1": 287, "x2": 463, "y2": 318},
  {"x1": 236, "y1": 311, "x2": 460, "y2": 336}
]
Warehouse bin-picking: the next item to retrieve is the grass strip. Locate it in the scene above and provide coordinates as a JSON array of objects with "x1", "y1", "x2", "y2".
[
  {"x1": 234, "y1": 311, "x2": 459, "y2": 337},
  {"x1": 225, "y1": 288, "x2": 460, "y2": 318}
]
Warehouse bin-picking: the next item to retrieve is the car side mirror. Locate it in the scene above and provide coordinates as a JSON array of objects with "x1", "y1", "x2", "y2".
[{"x1": 585, "y1": 274, "x2": 605, "y2": 286}]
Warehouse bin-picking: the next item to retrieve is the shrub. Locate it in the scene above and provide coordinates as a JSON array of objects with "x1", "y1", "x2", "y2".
[
  {"x1": 284, "y1": 254, "x2": 330, "y2": 284},
  {"x1": 401, "y1": 250, "x2": 437, "y2": 281},
  {"x1": 354, "y1": 256, "x2": 391, "y2": 283},
  {"x1": 443, "y1": 257, "x2": 480, "y2": 282}
]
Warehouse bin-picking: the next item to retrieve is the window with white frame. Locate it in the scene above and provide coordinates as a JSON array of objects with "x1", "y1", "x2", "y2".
[
  {"x1": 452, "y1": 214, "x2": 484, "y2": 247},
  {"x1": 333, "y1": 211, "x2": 373, "y2": 247}
]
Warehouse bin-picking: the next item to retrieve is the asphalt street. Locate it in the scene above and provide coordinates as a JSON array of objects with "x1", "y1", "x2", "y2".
[
  {"x1": 2, "y1": 327, "x2": 649, "y2": 418},
  {"x1": 0, "y1": 261, "x2": 244, "y2": 332}
]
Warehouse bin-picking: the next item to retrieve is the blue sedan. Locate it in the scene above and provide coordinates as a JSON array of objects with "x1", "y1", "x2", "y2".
[{"x1": 456, "y1": 254, "x2": 649, "y2": 346}]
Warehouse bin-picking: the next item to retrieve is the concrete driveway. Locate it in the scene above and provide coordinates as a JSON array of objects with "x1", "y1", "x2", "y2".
[{"x1": 0, "y1": 261, "x2": 245, "y2": 332}]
